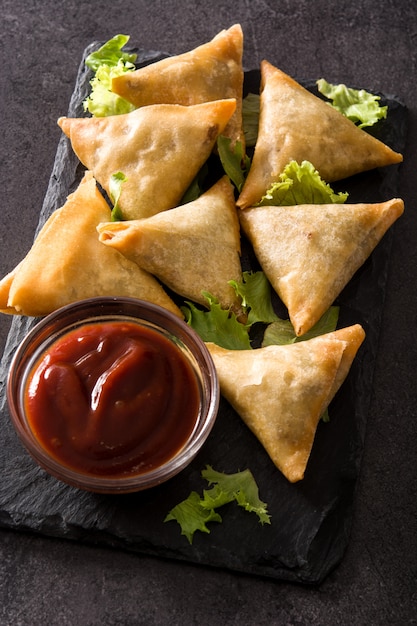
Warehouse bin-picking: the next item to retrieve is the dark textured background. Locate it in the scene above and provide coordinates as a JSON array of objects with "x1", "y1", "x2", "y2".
[{"x1": 0, "y1": 1, "x2": 416, "y2": 624}]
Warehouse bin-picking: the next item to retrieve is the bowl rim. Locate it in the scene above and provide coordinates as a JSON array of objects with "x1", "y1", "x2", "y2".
[{"x1": 7, "y1": 296, "x2": 220, "y2": 493}]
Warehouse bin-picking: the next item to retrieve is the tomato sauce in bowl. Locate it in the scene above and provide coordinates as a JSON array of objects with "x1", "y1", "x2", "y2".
[
  {"x1": 24, "y1": 321, "x2": 201, "y2": 478},
  {"x1": 7, "y1": 297, "x2": 219, "y2": 493}
]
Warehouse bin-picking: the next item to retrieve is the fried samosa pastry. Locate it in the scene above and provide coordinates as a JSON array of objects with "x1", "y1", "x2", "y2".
[
  {"x1": 58, "y1": 98, "x2": 236, "y2": 220},
  {"x1": 97, "y1": 176, "x2": 243, "y2": 315},
  {"x1": 237, "y1": 61, "x2": 403, "y2": 209},
  {"x1": 0, "y1": 263, "x2": 21, "y2": 314},
  {"x1": 0, "y1": 172, "x2": 182, "y2": 317},
  {"x1": 112, "y1": 24, "x2": 244, "y2": 147},
  {"x1": 239, "y1": 198, "x2": 404, "y2": 336},
  {"x1": 206, "y1": 324, "x2": 365, "y2": 482}
]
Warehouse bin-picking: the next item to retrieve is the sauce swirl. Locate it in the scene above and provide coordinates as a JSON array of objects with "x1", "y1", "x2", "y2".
[{"x1": 24, "y1": 321, "x2": 201, "y2": 478}]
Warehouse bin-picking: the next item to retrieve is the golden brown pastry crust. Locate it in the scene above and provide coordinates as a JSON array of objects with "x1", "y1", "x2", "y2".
[
  {"x1": 0, "y1": 263, "x2": 21, "y2": 313},
  {"x1": 111, "y1": 24, "x2": 244, "y2": 147},
  {"x1": 206, "y1": 324, "x2": 365, "y2": 482},
  {"x1": 58, "y1": 98, "x2": 236, "y2": 220},
  {"x1": 237, "y1": 60, "x2": 403, "y2": 209},
  {"x1": 239, "y1": 198, "x2": 404, "y2": 335},
  {"x1": 0, "y1": 172, "x2": 182, "y2": 317},
  {"x1": 97, "y1": 176, "x2": 243, "y2": 315}
]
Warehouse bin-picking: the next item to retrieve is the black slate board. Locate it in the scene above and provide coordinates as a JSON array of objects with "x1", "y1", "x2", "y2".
[{"x1": 0, "y1": 43, "x2": 408, "y2": 584}]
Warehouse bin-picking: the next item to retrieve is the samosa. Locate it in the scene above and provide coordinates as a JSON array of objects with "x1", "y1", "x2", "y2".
[
  {"x1": 0, "y1": 172, "x2": 182, "y2": 318},
  {"x1": 239, "y1": 198, "x2": 404, "y2": 336},
  {"x1": 112, "y1": 24, "x2": 244, "y2": 147},
  {"x1": 97, "y1": 176, "x2": 243, "y2": 316},
  {"x1": 206, "y1": 324, "x2": 365, "y2": 482},
  {"x1": 237, "y1": 61, "x2": 403, "y2": 209},
  {"x1": 58, "y1": 98, "x2": 236, "y2": 220}
]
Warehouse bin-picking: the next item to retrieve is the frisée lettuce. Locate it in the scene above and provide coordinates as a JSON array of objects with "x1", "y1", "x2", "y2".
[
  {"x1": 242, "y1": 92, "x2": 260, "y2": 147},
  {"x1": 84, "y1": 34, "x2": 137, "y2": 72},
  {"x1": 83, "y1": 35, "x2": 137, "y2": 117},
  {"x1": 164, "y1": 465, "x2": 271, "y2": 544},
  {"x1": 229, "y1": 271, "x2": 279, "y2": 325},
  {"x1": 258, "y1": 160, "x2": 349, "y2": 206},
  {"x1": 182, "y1": 271, "x2": 339, "y2": 350},
  {"x1": 317, "y1": 78, "x2": 388, "y2": 129},
  {"x1": 181, "y1": 291, "x2": 252, "y2": 350}
]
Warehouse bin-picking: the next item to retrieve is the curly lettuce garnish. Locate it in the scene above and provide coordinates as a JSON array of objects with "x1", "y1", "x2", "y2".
[
  {"x1": 164, "y1": 465, "x2": 271, "y2": 544},
  {"x1": 181, "y1": 271, "x2": 278, "y2": 349},
  {"x1": 229, "y1": 271, "x2": 279, "y2": 325},
  {"x1": 317, "y1": 78, "x2": 388, "y2": 129},
  {"x1": 85, "y1": 34, "x2": 137, "y2": 72},
  {"x1": 181, "y1": 292, "x2": 251, "y2": 350},
  {"x1": 258, "y1": 160, "x2": 348, "y2": 206},
  {"x1": 83, "y1": 35, "x2": 137, "y2": 117},
  {"x1": 182, "y1": 272, "x2": 339, "y2": 353}
]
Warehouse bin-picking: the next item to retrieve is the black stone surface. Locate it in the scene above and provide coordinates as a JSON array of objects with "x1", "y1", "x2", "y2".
[{"x1": 0, "y1": 1, "x2": 416, "y2": 624}]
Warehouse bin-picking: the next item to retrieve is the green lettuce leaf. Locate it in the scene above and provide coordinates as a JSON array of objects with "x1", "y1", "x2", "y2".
[
  {"x1": 242, "y1": 92, "x2": 260, "y2": 147},
  {"x1": 261, "y1": 318, "x2": 299, "y2": 346},
  {"x1": 217, "y1": 136, "x2": 251, "y2": 192},
  {"x1": 164, "y1": 466, "x2": 270, "y2": 543},
  {"x1": 229, "y1": 271, "x2": 280, "y2": 325},
  {"x1": 83, "y1": 60, "x2": 137, "y2": 117},
  {"x1": 258, "y1": 160, "x2": 348, "y2": 206},
  {"x1": 164, "y1": 491, "x2": 222, "y2": 544},
  {"x1": 109, "y1": 171, "x2": 127, "y2": 221},
  {"x1": 262, "y1": 306, "x2": 339, "y2": 347},
  {"x1": 201, "y1": 466, "x2": 271, "y2": 525},
  {"x1": 317, "y1": 78, "x2": 388, "y2": 128},
  {"x1": 181, "y1": 272, "x2": 277, "y2": 348},
  {"x1": 181, "y1": 292, "x2": 251, "y2": 350},
  {"x1": 182, "y1": 273, "x2": 338, "y2": 353},
  {"x1": 83, "y1": 35, "x2": 137, "y2": 117},
  {"x1": 85, "y1": 34, "x2": 137, "y2": 72}
]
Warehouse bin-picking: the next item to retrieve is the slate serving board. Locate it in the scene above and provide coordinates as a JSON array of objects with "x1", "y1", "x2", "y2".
[{"x1": 0, "y1": 43, "x2": 407, "y2": 584}]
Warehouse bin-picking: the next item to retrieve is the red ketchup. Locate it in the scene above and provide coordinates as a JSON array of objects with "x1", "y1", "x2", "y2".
[{"x1": 24, "y1": 321, "x2": 201, "y2": 478}]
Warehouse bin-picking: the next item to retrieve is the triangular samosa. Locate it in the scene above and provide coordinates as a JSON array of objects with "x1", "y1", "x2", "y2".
[
  {"x1": 237, "y1": 60, "x2": 403, "y2": 209},
  {"x1": 239, "y1": 198, "x2": 404, "y2": 336},
  {"x1": 206, "y1": 324, "x2": 365, "y2": 482},
  {"x1": 97, "y1": 176, "x2": 243, "y2": 316},
  {"x1": 112, "y1": 24, "x2": 244, "y2": 147},
  {"x1": 0, "y1": 172, "x2": 182, "y2": 317},
  {"x1": 58, "y1": 98, "x2": 236, "y2": 220}
]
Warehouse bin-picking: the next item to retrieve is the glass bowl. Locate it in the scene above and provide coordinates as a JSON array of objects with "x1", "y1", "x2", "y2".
[{"x1": 7, "y1": 297, "x2": 219, "y2": 494}]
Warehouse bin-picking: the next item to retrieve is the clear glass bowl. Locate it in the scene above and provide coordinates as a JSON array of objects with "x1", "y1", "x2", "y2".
[{"x1": 7, "y1": 297, "x2": 219, "y2": 494}]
